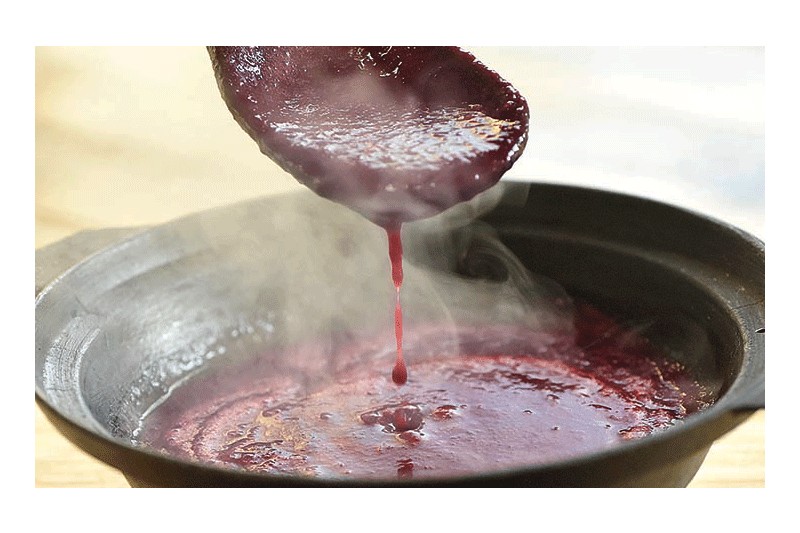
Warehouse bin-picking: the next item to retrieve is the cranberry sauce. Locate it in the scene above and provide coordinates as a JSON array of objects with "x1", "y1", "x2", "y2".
[
  {"x1": 209, "y1": 46, "x2": 529, "y2": 228},
  {"x1": 387, "y1": 227, "x2": 406, "y2": 385},
  {"x1": 136, "y1": 302, "x2": 711, "y2": 481}
]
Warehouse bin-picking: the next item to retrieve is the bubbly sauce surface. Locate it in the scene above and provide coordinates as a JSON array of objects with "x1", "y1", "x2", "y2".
[
  {"x1": 137, "y1": 305, "x2": 709, "y2": 481},
  {"x1": 272, "y1": 104, "x2": 522, "y2": 172}
]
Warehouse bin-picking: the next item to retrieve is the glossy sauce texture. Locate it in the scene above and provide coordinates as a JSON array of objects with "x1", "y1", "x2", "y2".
[
  {"x1": 137, "y1": 303, "x2": 710, "y2": 481},
  {"x1": 209, "y1": 46, "x2": 529, "y2": 227}
]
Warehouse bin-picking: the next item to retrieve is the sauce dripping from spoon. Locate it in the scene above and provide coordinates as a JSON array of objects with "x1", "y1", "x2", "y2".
[
  {"x1": 387, "y1": 226, "x2": 406, "y2": 384},
  {"x1": 209, "y1": 46, "x2": 529, "y2": 383}
]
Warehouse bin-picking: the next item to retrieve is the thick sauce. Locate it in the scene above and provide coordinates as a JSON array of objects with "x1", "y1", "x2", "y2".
[
  {"x1": 387, "y1": 227, "x2": 406, "y2": 385},
  {"x1": 209, "y1": 46, "x2": 529, "y2": 227},
  {"x1": 137, "y1": 304, "x2": 710, "y2": 480}
]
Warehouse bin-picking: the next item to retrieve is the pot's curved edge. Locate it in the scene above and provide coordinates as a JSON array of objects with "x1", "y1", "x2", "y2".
[{"x1": 36, "y1": 227, "x2": 149, "y2": 298}]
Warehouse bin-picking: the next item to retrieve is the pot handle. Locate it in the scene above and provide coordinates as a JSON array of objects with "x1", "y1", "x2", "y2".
[
  {"x1": 35, "y1": 227, "x2": 146, "y2": 297},
  {"x1": 726, "y1": 380, "x2": 765, "y2": 413},
  {"x1": 732, "y1": 387, "x2": 766, "y2": 412}
]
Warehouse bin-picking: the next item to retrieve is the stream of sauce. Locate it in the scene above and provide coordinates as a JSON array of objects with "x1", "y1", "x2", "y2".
[{"x1": 387, "y1": 227, "x2": 407, "y2": 385}]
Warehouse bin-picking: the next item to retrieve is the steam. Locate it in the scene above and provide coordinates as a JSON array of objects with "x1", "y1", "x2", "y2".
[
  {"x1": 171, "y1": 187, "x2": 578, "y2": 381},
  {"x1": 401, "y1": 215, "x2": 576, "y2": 342},
  {"x1": 121, "y1": 185, "x2": 578, "y2": 445}
]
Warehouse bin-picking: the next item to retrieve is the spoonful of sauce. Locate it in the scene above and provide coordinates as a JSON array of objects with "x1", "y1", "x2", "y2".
[{"x1": 209, "y1": 46, "x2": 530, "y2": 384}]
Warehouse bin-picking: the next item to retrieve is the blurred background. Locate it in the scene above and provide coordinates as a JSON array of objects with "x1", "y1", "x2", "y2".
[{"x1": 35, "y1": 46, "x2": 764, "y2": 487}]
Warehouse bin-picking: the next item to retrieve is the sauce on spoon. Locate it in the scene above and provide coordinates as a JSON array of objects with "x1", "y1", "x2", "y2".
[{"x1": 210, "y1": 46, "x2": 529, "y2": 383}]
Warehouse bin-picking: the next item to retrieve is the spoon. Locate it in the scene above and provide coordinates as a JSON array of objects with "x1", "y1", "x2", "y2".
[
  {"x1": 209, "y1": 46, "x2": 529, "y2": 228},
  {"x1": 209, "y1": 46, "x2": 529, "y2": 385}
]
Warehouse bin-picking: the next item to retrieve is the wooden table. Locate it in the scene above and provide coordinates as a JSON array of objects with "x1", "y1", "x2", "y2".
[{"x1": 35, "y1": 47, "x2": 764, "y2": 488}]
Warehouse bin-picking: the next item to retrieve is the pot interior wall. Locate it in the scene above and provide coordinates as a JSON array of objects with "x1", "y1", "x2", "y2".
[{"x1": 478, "y1": 182, "x2": 763, "y2": 403}]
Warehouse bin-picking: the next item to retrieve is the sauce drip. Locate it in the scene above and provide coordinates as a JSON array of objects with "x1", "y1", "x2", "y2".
[
  {"x1": 387, "y1": 226, "x2": 406, "y2": 384},
  {"x1": 136, "y1": 304, "x2": 712, "y2": 480}
]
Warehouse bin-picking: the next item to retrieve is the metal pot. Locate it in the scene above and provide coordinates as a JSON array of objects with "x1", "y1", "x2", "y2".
[{"x1": 35, "y1": 182, "x2": 764, "y2": 487}]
